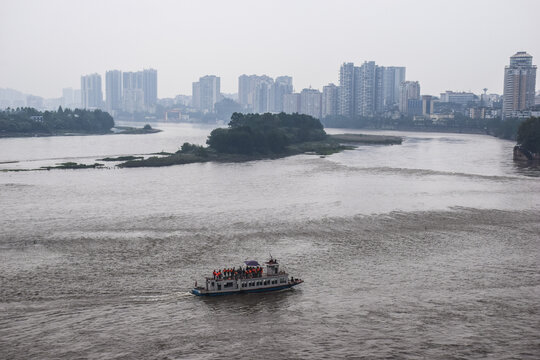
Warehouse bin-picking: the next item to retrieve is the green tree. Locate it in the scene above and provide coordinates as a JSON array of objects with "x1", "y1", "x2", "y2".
[{"x1": 517, "y1": 117, "x2": 540, "y2": 153}]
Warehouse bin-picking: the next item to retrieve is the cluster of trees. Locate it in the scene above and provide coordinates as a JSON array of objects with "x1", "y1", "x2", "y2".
[
  {"x1": 517, "y1": 117, "x2": 540, "y2": 154},
  {"x1": 206, "y1": 112, "x2": 326, "y2": 154},
  {"x1": 0, "y1": 107, "x2": 114, "y2": 134}
]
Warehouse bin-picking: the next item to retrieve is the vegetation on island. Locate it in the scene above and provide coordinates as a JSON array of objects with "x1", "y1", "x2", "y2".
[
  {"x1": 516, "y1": 117, "x2": 540, "y2": 154},
  {"x1": 99, "y1": 155, "x2": 144, "y2": 161},
  {"x1": 41, "y1": 162, "x2": 104, "y2": 170},
  {"x1": 0, "y1": 107, "x2": 114, "y2": 136},
  {"x1": 114, "y1": 124, "x2": 161, "y2": 135},
  {"x1": 118, "y1": 112, "x2": 398, "y2": 168}
]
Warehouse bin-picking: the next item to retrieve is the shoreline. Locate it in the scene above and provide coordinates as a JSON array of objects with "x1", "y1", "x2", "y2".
[{"x1": 0, "y1": 126, "x2": 161, "y2": 139}]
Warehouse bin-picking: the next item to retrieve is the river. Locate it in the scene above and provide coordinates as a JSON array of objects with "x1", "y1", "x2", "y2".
[{"x1": 1, "y1": 123, "x2": 539, "y2": 359}]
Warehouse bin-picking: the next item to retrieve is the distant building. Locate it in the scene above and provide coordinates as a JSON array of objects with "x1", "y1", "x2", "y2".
[
  {"x1": 469, "y1": 107, "x2": 486, "y2": 120},
  {"x1": 192, "y1": 82, "x2": 200, "y2": 109},
  {"x1": 381, "y1": 66, "x2": 406, "y2": 108},
  {"x1": 142, "y1": 68, "x2": 158, "y2": 109},
  {"x1": 193, "y1": 75, "x2": 220, "y2": 112},
  {"x1": 81, "y1": 73, "x2": 103, "y2": 109},
  {"x1": 399, "y1": 81, "x2": 420, "y2": 114},
  {"x1": 338, "y1": 62, "x2": 355, "y2": 117},
  {"x1": 322, "y1": 83, "x2": 339, "y2": 118},
  {"x1": 269, "y1": 76, "x2": 293, "y2": 113},
  {"x1": 439, "y1": 91, "x2": 476, "y2": 106},
  {"x1": 407, "y1": 99, "x2": 423, "y2": 116},
  {"x1": 502, "y1": 51, "x2": 537, "y2": 118},
  {"x1": 337, "y1": 62, "x2": 405, "y2": 118},
  {"x1": 26, "y1": 95, "x2": 43, "y2": 109},
  {"x1": 123, "y1": 71, "x2": 144, "y2": 113},
  {"x1": 105, "y1": 70, "x2": 122, "y2": 113},
  {"x1": 354, "y1": 61, "x2": 377, "y2": 117},
  {"x1": 62, "y1": 87, "x2": 81, "y2": 109},
  {"x1": 283, "y1": 93, "x2": 301, "y2": 114},
  {"x1": 422, "y1": 95, "x2": 434, "y2": 116},
  {"x1": 300, "y1": 88, "x2": 322, "y2": 119}
]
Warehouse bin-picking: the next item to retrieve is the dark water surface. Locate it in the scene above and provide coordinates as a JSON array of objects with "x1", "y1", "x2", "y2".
[{"x1": 1, "y1": 125, "x2": 539, "y2": 359}]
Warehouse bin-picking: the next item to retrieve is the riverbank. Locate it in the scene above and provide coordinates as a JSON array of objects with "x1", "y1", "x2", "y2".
[{"x1": 0, "y1": 125, "x2": 161, "y2": 138}]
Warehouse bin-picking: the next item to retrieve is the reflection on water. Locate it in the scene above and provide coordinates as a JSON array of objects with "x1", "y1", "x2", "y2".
[{"x1": 0, "y1": 124, "x2": 539, "y2": 359}]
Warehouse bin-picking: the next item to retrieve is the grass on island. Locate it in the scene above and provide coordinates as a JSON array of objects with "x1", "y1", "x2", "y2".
[
  {"x1": 329, "y1": 133, "x2": 402, "y2": 145},
  {"x1": 41, "y1": 162, "x2": 104, "y2": 170},
  {"x1": 99, "y1": 155, "x2": 144, "y2": 161}
]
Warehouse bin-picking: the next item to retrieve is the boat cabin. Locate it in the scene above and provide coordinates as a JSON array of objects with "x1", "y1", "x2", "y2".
[{"x1": 203, "y1": 258, "x2": 289, "y2": 293}]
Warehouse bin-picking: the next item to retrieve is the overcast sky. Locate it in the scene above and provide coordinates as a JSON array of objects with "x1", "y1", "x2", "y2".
[{"x1": 1, "y1": 0, "x2": 538, "y2": 99}]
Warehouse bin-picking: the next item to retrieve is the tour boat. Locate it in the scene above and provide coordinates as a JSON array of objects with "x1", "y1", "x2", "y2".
[{"x1": 191, "y1": 258, "x2": 303, "y2": 296}]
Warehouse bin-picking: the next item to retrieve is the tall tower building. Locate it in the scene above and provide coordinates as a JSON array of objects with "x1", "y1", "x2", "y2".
[
  {"x1": 269, "y1": 76, "x2": 293, "y2": 113},
  {"x1": 502, "y1": 51, "x2": 537, "y2": 118},
  {"x1": 192, "y1": 82, "x2": 201, "y2": 110},
  {"x1": 196, "y1": 75, "x2": 220, "y2": 112},
  {"x1": 339, "y1": 63, "x2": 355, "y2": 117},
  {"x1": 81, "y1": 73, "x2": 103, "y2": 109},
  {"x1": 381, "y1": 67, "x2": 406, "y2": 108},
  {"x1": 105, "y1": 70, "x2": 122, "y2": 113},
  {"x1": 142, "y1": 68, "x2": 158, "y2": 109},
  {"x1": 399, "y1": 81, "x2": 420, "y2": 114},
  {"x1": 354, "y1": 61, "x2": 377, "y2": 117},
  {"x1": 300, "y1": 88, "x2": 322, "y2": 119},
  {"x1": 322, "y1": 83, "x2": 339, "y2": 118},
  {"x1": 123, "y1": 71, "x2": 144, "y2": 113},
  {"x1": 283, "y1": 93, "x2": 301, "y2": 114}
]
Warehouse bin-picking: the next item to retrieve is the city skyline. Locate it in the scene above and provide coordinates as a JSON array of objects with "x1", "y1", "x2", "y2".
[{"x1": 1, "y1": 0, "x2": 539, "y2": 99}]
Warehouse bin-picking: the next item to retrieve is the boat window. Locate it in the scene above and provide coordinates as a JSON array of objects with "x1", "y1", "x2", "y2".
[
  {"x1": 224, "y1": 282, "x2": 233, "y2": 288},
  {"x1": 280, "y1": 278, "x2": 286, "y2": 283}
]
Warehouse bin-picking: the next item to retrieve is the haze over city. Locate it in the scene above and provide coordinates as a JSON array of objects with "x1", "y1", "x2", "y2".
[{"x1": 1, "y1": 0, "x2": 539, "y2": 98}]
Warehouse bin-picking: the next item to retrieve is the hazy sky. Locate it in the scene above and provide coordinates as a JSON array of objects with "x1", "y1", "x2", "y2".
[{"x1": 1, "y1": 0, "x2": 539, "y2": 99}]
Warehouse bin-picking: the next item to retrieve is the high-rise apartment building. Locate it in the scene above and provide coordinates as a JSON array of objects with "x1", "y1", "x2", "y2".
[
  {"x1": 338, "y1": 62, "x2": 405, "y2": 118},
  {"x1": 81, "y1": 73, "x2": 103, "y2": 109},
  {"x1": 238, "y1": 74, "x2": 291, "y2": 113},
  {"x1": 269, "y1": 76, "x2": 293, "y2": 113},
  {"x1": 252, "y1": 76, "x2": 273, "y2": 113},
  {"x1": 193, "y1": 75, "x2": 220, "y2": 112},
  {"x1": 399, "y1": 81, "x2": 420, "y2": 114},
  {"x1": 62, "y1": 87, "x2": 81, "y2": 109},
  {"x1": 300, "y1": 88, "x2": 322, "y2": 119},
  {"x1": 338, "y1": 63, "x2": 355, "y2": 117},
  {"x1": 142, "y1": 68, "x2": 158, "y2": 109},
  {"x1": 322, "y1": 83, "x2": 339, "y2": 118},
  {"x1": 354, "y1": 61, "x2": 377, "y2": 117},
  {"x1": 502, "y1": 51, "x2": 537, "y2": 118},
  {"x1": 192, "y1": 82, "x2": 201, "y2": 110},
  {"x1": 123, "y1": 71, "x2": 144, "y2": 113},
  {"x1": 105, "y1": 70, "x2": 122, "y2": 113},
  {"x1": 283, "y1": 93, "x2": 301, "y2": 114},
  {"x1": 381, "y1": 67, "x2": 406, "y2": 108}
]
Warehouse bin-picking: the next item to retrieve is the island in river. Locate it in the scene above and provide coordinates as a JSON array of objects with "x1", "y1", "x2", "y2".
[
  {"x1": 0, "y1": 107, "x2": 160, "y2": 137},
  {"x1": 118, "y1": 112, "x2": 401, "y2": 168}
]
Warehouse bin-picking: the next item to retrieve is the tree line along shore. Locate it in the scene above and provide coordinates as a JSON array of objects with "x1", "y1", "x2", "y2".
[{"x1": 0, "y1": 107, "x2": 158, "y2": 137}]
